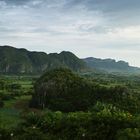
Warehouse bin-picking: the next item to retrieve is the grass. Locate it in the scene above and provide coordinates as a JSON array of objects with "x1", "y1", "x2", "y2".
[
  {"x1": 0, "y1": 108, "x2": 21, "y2": 129},
  {"x1": 17, "y1": 81, "x2": 33, "y2": 88},
  {"x1": 0, "y1": 95, "x2": 32, "y2": 129},
  {"x1": 0, "y1": 76, "x2": 35, "y2": 129}
]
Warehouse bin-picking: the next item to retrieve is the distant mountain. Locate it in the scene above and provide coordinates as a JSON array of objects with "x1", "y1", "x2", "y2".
[
  {"x1": 1, "y1": 45, "x2": 140, "y2": 74},
  {"x1": 0, "y1": 46, "x2": 87, "y2": 74},
  {"x1": 83, "y1": 57, "x2": 140, "y2": 74}
]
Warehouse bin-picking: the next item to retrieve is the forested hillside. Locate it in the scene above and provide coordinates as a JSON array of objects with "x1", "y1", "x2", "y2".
[
  {"x1": 1, "y1": 46, "x2": 140, "y2": 75},
  {"x1": 83, "y1": 57, "x2": 140, "y2": 74},
  {"x1": 0, "y1": 46, "x2": 87, "y2": 74}
]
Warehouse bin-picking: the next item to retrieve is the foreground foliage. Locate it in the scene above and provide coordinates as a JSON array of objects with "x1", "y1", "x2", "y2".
[{"x1": 1, "y1": 103, "x2": 140, "y2": 140}]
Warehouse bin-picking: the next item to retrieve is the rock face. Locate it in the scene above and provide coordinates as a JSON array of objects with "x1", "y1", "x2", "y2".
[
  {"x1": 0, "y1": 46, "x2": 87, "y2": 74},
  {"x1": 83, "y1": 57, "x2": 140, "y2": 74},
  {"x1": 1, "y1": 45, "x2": 140, "y2": 74}
]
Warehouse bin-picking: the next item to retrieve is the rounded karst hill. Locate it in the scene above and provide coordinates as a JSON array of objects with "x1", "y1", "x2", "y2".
[{"x1": 32, "y1": 68, "x2": 93, "y2": 112}]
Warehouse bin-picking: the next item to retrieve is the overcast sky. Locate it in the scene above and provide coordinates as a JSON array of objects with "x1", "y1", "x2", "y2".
[{"x1": 0, "y1": 0, "x2": 140, "y2": 66}]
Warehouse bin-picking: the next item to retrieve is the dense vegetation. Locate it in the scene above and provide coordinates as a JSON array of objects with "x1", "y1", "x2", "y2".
[
  {"x1": 31, "y1": 69, "x2": 140, "y2": 114},
  {"x1": 1, "y1": 45, "x2": 140, "y2": 75},
  {"x1": 1, "y1": 68, "x2": 140, "y2": 139},
  {"x1": 83, "y1": 57, "x2": 140, "y2": 74},
  {"x1": 31, "y1": 68, "x2": 95, "y2": 111},
  {"x1": 0, "y1": 46, "x2": 86, "y2": 74}
]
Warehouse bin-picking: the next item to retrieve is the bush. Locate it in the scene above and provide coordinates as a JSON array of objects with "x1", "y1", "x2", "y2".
[
  {"x1": 0, "y1": 128, "x2": 12, "y2": 140},
  {"x1": 0, "y1": 99, "x2": 4, "y2": 108},
  {"x1": 13, "y1": 127, "x2": 47, "y2": 140},
  {"x1": 116, "y1": 128, "x2": 140, "y2": 140},
  {"x1": 7, "y1": 84, "x2": 22, "y2": 91},
  {"x1": 0, "y1": 93, "x2": 14, "y2": 101},
  {"x1": 17, "y1": 109, "x2": 137, "y2": 140}
]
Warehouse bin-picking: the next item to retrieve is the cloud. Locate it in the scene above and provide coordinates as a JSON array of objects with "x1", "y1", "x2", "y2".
[
  {"x1": 0, "y1": 0, "x2": 140, "y2": 66},
  {"x1": 0, "y1": 1, "x2": 6, "y2": 8}
]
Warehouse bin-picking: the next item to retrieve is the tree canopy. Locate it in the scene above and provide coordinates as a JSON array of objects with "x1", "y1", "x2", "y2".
[{"x1": 32, "y1": 68, "x2": 94, "y2": 112}]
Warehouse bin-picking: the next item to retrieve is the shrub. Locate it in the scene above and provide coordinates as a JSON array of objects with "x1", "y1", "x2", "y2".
[{"x1": 0, "y1": 99, "x2": 4, "y2": 108}]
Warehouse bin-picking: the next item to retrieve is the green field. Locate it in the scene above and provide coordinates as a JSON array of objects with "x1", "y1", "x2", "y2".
[{"x1": 0, "y1": 76, "x2": 33, "y2": 129}]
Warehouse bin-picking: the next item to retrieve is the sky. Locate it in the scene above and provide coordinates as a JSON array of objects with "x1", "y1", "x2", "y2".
[{"x1": 0, "y1": 0, "x2": 140, "y2": 67}]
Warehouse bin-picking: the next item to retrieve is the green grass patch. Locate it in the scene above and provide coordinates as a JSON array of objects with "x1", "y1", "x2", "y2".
[
  {"x1": 0, "y1": 95, "x2": 32, "y2": 128},
  {"x1": 0, "y1": 108, "x2": 21, "y2": 129}
]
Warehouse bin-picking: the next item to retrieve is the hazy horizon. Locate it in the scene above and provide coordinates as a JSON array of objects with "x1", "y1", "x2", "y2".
[{"x1": 0, "y1": 0, "x2": 140, "y2": 67}]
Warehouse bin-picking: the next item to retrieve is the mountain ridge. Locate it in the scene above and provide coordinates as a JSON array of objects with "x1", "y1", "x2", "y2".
[
  {"x1": 0, "y1": 45, "x2": 140, "y2": 74},
  {"x1": 0, "y1": 45, "x2": 87, "y2": 74},
  {"x1": 83, "y1": 57, "x2": 140, "y2": 74}
]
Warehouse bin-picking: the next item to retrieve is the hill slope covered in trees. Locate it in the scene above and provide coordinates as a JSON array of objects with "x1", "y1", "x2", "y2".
[
  {"x1": 0, "y1": 46, "x2": 87, "y2": 74},
  {"x1": 83, "y1": 57, "x2": 140, "y2": 74},
  {"x1": 0, "y1": 45, "x2": 140, "y2": 74}
]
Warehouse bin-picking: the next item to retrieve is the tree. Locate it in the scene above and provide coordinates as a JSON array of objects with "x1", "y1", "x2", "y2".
[{"x1": 31, "y1": 68, "x2": 94, "y2": 112}]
